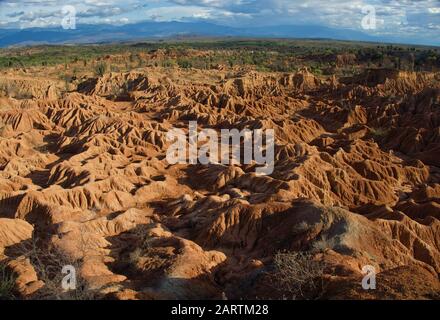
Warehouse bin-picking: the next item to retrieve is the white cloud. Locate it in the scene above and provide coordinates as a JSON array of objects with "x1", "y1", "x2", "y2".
[{"x1": 0, "y1": 0, "x2": 438, "y2": 45}]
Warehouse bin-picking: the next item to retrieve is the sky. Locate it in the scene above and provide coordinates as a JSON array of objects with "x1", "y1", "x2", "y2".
[{"x1": 0, "y1": 0, "x2": 439, "y2": 44}]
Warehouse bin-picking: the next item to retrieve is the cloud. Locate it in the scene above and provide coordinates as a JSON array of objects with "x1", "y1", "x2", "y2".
[
  {"x1": 6, "y1": 10, "x2": 24, "y2": 18},
  {"x1": 428, "y1": 7, "x2": 440, "y2": 14},
  {"x1": 0, "y1": 0, "x2": 438, "y2": 45}
]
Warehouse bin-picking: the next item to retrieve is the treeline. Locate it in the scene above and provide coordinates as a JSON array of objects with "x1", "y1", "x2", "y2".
[{"x1": 0, "y1": 40, "x2": 438, "y2": 74}]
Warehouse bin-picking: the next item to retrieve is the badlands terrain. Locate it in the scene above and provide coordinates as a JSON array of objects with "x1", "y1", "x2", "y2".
[{"x1": 0, "y1": 41, "x2": 439, "y2": 299}]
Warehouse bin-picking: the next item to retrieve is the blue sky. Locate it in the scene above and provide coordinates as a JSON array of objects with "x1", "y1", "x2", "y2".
[{"x1": 0, "y1": 0, "x2": 439, "y2": 44}]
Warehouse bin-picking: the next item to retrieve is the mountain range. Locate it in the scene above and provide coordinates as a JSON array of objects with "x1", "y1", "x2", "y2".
[{"x1": 0, "y1": 20, "x2": 422, "y2": 48}]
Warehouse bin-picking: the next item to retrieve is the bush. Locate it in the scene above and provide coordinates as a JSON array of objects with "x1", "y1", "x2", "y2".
[
  {"x1": 16, "y1": 237, "x2": 95, "y2": 300},
  {"x1": 0, "y1": 261, "x2": 16, "y2": 300},
  {"x1": 178, "y1": 59, "x2": 192, "y2": 69},
  {"x1": 272, "y1": 251, "x2": 325, "y2": 299},
  {"x1": 312, "y1": 235, "x2": 338, "y2": 252},
  {"x1": 94, "y1": 62, "x2": 107, "y2": 77},
  {"x1": 160, "y1": 59, "x2": 176, "y2": 68},
  {"x1": 371, "y1": 127, "x2": 390, "y2": 138}
]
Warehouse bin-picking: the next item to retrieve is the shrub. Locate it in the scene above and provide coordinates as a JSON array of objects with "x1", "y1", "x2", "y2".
[
  {"x1": 0, "y1": 261, "x2": 16, "y2": 300},
  {"x1": 129, "y1": 248, "x2": 143, "y2": 265},
  {"x1": 16, "y1": 237, "x2": 95, "y2": 300},
  {"x1": 178, "y1": 59, "x2": 192, "y2": 69},
  {"x1": 371, "y1": 127, "x2": 390, "y2": 138},
  {"x1": 94, "y1": 62, "x2": 107, "y2": 77},
  {"x1": 272, "y1": 251, "x2": 325, "y2": 300},
  {"x1": 312, "y1": 235, "x2": 338, "y2": 252}
]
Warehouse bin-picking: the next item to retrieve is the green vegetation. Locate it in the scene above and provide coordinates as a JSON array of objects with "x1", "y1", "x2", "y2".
[
  {"x1": 94, "y1": 61, "x2": 108, "y2": 77},
  {"x1": 371, "y1": 127, "x2": 390, "y2": 138},
  {"x1": 0, "y1": 39, "x2": 438, "y2": 74}
]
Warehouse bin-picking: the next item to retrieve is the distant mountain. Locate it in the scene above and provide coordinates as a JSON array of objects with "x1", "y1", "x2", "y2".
[
  {"x1": 0, "y1": 20, "x2": 433, "y2": 48},
  {"x1": 0, "y1": 22, "x2": 214, "y2": 47}
]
